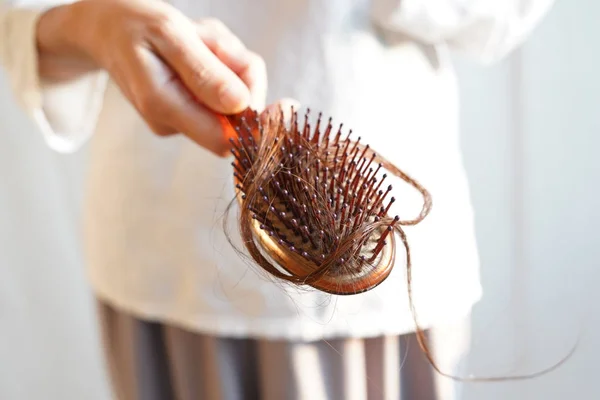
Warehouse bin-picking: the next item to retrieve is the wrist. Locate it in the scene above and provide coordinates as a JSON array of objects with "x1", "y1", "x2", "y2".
[{"x1": 36, "y1": 2, "x2": 99, "y2": 80}]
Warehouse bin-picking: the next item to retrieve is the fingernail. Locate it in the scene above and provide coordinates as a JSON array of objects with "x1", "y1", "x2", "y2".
[{"x1": 219, "y1": 80, "x2": 249, "y2": 111}]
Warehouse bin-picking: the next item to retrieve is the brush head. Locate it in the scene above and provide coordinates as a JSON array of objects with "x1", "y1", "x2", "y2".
[{"x1": 223, "y1": 106, "x2": 429, "y2": 295}]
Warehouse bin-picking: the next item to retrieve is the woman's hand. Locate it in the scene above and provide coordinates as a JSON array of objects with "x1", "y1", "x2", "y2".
[{"x1": 36, "y1": 0, "x2": 267, "y2": 156}]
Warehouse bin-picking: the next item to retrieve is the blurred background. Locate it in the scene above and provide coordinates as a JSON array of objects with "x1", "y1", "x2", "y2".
[{"x1": 0, "y1": 1, "x2": 598, "y2": 399}]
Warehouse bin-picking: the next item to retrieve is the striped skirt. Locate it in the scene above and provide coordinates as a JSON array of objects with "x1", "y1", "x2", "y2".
[{"x1": 97, "y1": 299, "x2": 470, "y2": 400}]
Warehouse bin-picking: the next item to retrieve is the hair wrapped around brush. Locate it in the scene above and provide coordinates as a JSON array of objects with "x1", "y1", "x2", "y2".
[{"x1": 221, "y1": 106, "x2": 432, "y2": 296}]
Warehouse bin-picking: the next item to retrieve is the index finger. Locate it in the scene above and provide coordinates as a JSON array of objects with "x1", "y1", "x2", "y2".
[
  {"x1": 149, "y1": 22, "x2": 251, "y2": 114},
  {"x1": 196, "y1": 25, "x2": 267, "y2": 111}
]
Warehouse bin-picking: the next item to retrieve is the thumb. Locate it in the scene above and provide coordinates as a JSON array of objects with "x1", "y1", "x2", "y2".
[{"x1": 260, "y1": 98, "x2": 301, "y2": 126}]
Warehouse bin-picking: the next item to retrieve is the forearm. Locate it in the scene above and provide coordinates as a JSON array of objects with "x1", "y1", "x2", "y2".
[{"x1": 36, "y1": 2, "x2": 99, "y2": 82}]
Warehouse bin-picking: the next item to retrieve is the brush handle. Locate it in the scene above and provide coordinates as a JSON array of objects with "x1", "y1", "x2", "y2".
[{"x1": 219, "y1": 108, "x2": 262, "y2": 143}]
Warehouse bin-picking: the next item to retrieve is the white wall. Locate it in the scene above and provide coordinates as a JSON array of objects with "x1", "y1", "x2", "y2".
[
  {"x1": 0, "y1": 72, "x2": 110, "y2": 399},
  {"x1": 459, "y1": 1, "x2": 600, "y2": 398},
  {"x1": 0, "y1": 1, "x2": 597, "y2": 399}
]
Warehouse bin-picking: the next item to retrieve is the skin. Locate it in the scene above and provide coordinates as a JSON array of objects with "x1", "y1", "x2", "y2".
[{"x1": 35, "y1": 0, "x2": 297, "y2": 156}]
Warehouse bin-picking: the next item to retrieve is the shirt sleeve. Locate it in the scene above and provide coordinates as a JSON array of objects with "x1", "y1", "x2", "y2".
[
  {"x1": 370, "y1": 0, "x2": 555, "y2": 64},
  {"x1": 0, "y1": 1, "x2": 109, "y2": 153}
]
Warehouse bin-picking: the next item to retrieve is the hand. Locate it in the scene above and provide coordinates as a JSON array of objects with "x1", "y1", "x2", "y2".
[{"x1": 37, "y1": 0, "x2": 267, "y2": 156}]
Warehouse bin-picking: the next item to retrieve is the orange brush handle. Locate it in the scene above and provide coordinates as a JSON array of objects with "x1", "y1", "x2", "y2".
[
  {"x1": 218, "y1": 108, "x2": 262, "y2": 145},
  {"x1": 218, "y1": 114, "x2": 238, "y2": 143}
]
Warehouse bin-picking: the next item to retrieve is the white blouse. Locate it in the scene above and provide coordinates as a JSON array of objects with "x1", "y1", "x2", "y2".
[{"x1": 0, "y1": 0, "x2": 553, "y2": 340}]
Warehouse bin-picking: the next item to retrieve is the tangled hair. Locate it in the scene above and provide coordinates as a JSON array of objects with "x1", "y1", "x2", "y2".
[{"x1": 220, "y1": 106, "x2": 577, "y2": 382}]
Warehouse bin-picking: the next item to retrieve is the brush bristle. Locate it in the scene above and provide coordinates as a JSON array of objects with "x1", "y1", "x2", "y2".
[{"x1": 224, "y1": 107, "x2": 405, "y2": 293}]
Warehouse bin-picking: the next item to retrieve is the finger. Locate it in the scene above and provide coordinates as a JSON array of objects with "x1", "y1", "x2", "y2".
[
  {"x1": 149, "y1": 22, "x2": 251, "y2": 114},
  {"x1": 114, "y1": 45, "x2": 179, "y2": 128},
  {"x1": 196, "y1": 24, "x2": 267, "y2": 111},
  {"x1": 161, "y1": 77, "x2": 230, "y2": 156},
  {"x1": 123, "y1": 46, "x2": 227, "y2": 155},
  {"x1": 238, "y1": 52, "x2": 267, "y2": 111},
  {"x1": 195, "y1": 19, "x2": 248, "y2": 69}
]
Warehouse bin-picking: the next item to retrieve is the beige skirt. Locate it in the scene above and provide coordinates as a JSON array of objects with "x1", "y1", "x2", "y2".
[{"x1": 97, "y1": 299, "x2": 470, "y2": 400}]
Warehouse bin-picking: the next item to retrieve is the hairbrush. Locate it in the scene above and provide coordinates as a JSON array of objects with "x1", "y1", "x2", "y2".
[
  {"x1": 220, "y1": 106, "x2": 432, "y2": 296},
  {"x1": 218, "y1": 106, "x2": 578, "y2": 381}
]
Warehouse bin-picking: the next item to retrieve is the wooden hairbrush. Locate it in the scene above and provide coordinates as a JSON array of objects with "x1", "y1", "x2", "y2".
[{"x1": 220, "y1": 106, "x2": 432, "y2": 296}]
